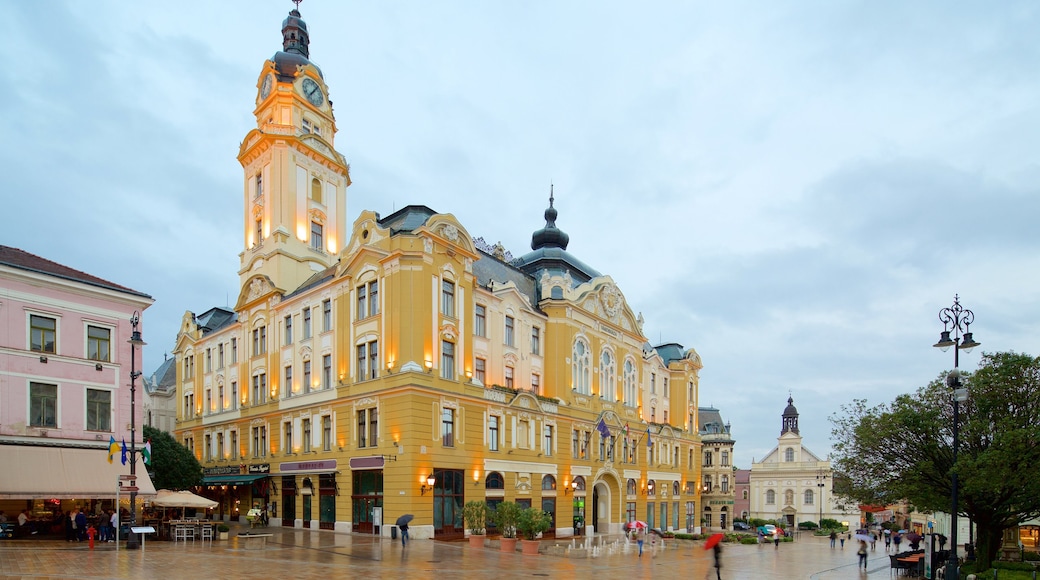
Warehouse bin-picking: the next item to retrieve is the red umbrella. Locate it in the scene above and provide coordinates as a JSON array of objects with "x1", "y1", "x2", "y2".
[
  {"x1": 624, "y1": 520, "x2": 648, "y2": 531},
  {"x1": 704, "y1": 533, "x2": 724, "y2": 550}
]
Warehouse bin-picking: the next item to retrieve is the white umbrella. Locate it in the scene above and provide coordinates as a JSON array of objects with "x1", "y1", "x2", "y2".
[{"x1": 151, "y1": 489, "x2": 217, "y2": 509}]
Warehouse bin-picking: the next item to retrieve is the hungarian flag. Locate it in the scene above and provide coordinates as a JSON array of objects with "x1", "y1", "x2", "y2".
[
  {"x1": 142, "y1": 440, "x2": 152, "y2": 466},
  {"x1": 622, "y1": 423, "x2": 630, "y2": 438},
  {"x1": 107, "y1": 436, "x2": 120, "y2": 464},
  {"x1": 120, "y1": 439, "x2": 128, "y2": 465}
]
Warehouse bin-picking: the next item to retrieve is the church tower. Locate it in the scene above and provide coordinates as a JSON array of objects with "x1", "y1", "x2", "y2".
[
  {"x1": 781, "y1": 395, "x2": 799, "y2": 435},
  {"x1": 237, "y1": 4, "x2": 350, "y2": 297}
]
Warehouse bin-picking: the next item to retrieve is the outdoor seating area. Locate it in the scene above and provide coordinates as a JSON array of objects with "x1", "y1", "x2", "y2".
[{"x1": 890, "y1": 550, "x2": 925, "y2": 576}]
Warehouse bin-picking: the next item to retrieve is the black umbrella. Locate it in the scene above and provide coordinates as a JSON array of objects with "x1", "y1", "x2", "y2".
[{"x1": 396, "y1": 514, "x2": 414, "y2": 527}]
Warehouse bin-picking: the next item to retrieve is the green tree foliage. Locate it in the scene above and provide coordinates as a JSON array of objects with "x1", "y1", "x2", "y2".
[
  {"x1": 143, "y1": 425, "x2": 202, "y2": 490},
  {"x1": 830, "y1": 352, "x2": 1040, "y2": 571}
]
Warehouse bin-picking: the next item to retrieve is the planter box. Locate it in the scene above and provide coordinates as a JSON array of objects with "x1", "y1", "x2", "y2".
[
  {"x1": 499, "y1": 537, "x2": 518, "y2": 553},
  {"x1": 520, "y1": 539, "x2": 541, "y2": 555},
  {"x1": 469, "y1": 534, "x2": 486, "y2": 548}
]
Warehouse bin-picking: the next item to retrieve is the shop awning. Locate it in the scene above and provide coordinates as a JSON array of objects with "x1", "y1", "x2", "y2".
[
  {"x1": 0, "y1": 444, "x2": 157, "y2": 499},
  {"x1": 200, "y1": 474, "x2": 269, "y2": 486}
]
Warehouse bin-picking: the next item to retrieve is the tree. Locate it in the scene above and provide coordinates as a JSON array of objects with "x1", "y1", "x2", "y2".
[
  {"x1": 143, "y1": 425, "x2": 202, "y2": 490},
  {"x1": 830, "y1": 352, "x2": 1040, "y2": 571}
]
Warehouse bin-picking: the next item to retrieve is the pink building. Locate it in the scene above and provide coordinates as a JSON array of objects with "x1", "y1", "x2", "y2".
[
  {"x1": 0, "y1": 246, "x2": 157, "y2": 511},
  {"x1": 734, "y1": 468, "x2": 751, "y2": 522}
]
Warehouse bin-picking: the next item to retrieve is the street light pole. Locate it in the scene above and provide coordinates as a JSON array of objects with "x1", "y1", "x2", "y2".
[
  {"x1": 933, "y1": 295, "x2": 979, "y2": 580},
  {"x1": 816, "y1": 469, "x2": 828, "y2": 529},
  {"x1": 126, "y1": 312, "x2": 147, "y2": 549}
]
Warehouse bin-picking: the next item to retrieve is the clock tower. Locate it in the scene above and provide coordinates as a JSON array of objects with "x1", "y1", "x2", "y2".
[{"x1": 236, "y1": 3, "x2": 350, "y2": 299}]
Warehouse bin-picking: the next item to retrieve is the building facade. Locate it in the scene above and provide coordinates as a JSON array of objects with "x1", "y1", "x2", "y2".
[
  {"x1": 170, "y1": 6, "x2": 708, "y2": 539},
  {"x1": 144, "y1": 355, "x2": 177, "y2": 433},
  {"x1": 698, "y1": 407, "x2": 736, "y2": 530},
  {"x1": 0, "y1": 246, "x2": 157, "y2": 512},
  {"x1": 748, "y1": 396, "x2": 855, "y2": 528},
  {"x1": 733, "y1": 468, "x2": 750, "y2": 521}
]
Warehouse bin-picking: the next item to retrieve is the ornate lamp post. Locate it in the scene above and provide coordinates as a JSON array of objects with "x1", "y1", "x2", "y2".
[
  {"x1": 816, "y1": 469, "x2": 828, "y2": 528},
  {"x1": 126, "y1": 312, "x2": 146, "y2": 549},
  {"x1": 933, "y1": 295, "x2": 979, "y2": 580}
]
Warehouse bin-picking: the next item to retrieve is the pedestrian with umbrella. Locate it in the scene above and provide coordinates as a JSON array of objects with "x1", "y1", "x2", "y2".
[
  {"x1": 705, "y1": 533, "x2": 724, "y2": 580},
  {"x1": 624, "y1": 520, "x2": 648, "y2": 556},
  {"x1": 857, "y1": 539, "x2": 868, "y2": 570},
  {"x1": 396, "y1": 514, "x2": 414, "y2": 546}
]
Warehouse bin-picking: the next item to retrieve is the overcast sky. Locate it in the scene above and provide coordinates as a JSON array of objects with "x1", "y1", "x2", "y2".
[{"x1": 5, "y1": 1, "x2": 1039, "y2": 469}]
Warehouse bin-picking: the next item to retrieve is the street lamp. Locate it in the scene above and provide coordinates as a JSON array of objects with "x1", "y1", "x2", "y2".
[
  {"x1": 126, "y1": 312, "x2": 146, "y2": 549},
  {"x1": 933, "y1": 295, "x2": 979, "y2": 580},
  {"x1": 816, "y1": 469, "x2": 828, "y2": 529}
]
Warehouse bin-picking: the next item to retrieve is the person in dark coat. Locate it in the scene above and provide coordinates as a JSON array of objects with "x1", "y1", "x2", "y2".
[
  {"x1": 712, "y1": 543, "x2": 722, "y2": 580},
  {"x1": 74, "y1": 509, "x2": 87, "y2": 541},
  {"x1": 400, "y1": 521, "x2": 409, "y2": 546}
]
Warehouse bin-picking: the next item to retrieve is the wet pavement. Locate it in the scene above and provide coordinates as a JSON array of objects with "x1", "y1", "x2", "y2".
[{"x1": 0, "y1": 526, "x2": 914, "y2": 579}]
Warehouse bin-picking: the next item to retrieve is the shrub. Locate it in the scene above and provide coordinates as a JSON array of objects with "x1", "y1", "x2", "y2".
[
  {"x1": 462, "y1": 501, "x2": 489, "y2": 535},
  {"x1": 490, "y1": 502, "x2": 522, "y2": 539},
  {"x1": 217, "y1": 523, "x2": 230, "y2": 532},
  {"x1": 515, "y1": 507, "x2": 552, "y2": 541}
]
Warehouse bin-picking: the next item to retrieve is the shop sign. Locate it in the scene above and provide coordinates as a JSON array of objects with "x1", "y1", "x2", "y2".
[
  {"x1": 708, "y1": 500, "x2": 734, "y2": 506},
  {"x1": 204, "y1": 465, "x2": 242, "y2": 476},
  {"x1": 248, "y1": 464, "x2": 271, "y2": 474},
  {"x1": 280, "y1": 459, "x2": 338, "y2": 472}
]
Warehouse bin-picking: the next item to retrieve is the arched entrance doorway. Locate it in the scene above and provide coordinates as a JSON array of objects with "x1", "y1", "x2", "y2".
[{"x1": 591, "y1": 474, "x2": 621, "y2": 534}]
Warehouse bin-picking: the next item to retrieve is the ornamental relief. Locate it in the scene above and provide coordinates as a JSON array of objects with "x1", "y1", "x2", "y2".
[
  {"x1": 308, "y1": 209, "x2": 326, "y2": 224},
  {"x1": 439, "y1": 224, "x2": 460, "y2": 243},
  {"x1": 354, "y1": 397, "x2": 377, "y2": 408},
  {"x1": 599, "y1": 283, "x2": 623, "y2": 318}
]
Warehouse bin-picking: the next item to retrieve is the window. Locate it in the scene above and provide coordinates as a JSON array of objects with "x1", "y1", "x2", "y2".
[
  {"x1": 531, "y1": 373, "x2": 540, "y2": 395},
  {"x1": 205, "y1": 348, "x2": 212, "y2": 372},
  {"x1": 441, "y1": 340, "x2": 454, "y2": 380},
  {"x1": 255, "y1": 217, "x2": 263, "y2": 244},
  {"x1": 504, "y1": 316, "x2": 514, "y2": 346},
  {"x1": 253, "y1": 426, "x2": 267, "y2": 458},
  {"x1": 357, "y1": 408, "x2": 378, "y2": 448},
  {"x1": 230, "y1": 381, "x2": 238, "y2": 410},
  {"x1": 322, "y1": 354, "x2": 331, "y2": 389},
  {"x1": 599, "y1": 431, "x2": 606, "y2": 460},
  {"x1": 474, "y1": 304, "x2": 486, "y2": 337},
  {"x1": 765, "y1": 490, "x2": 776, "y2": 505},
  {"x1": 600, "y1": 350, "x2": 616, "y2": 400},
  {"x1": 627, "y1": 479, "x2": 637, "y2": 496},
  {"x1": 322, "y1": 299, "x2": 332, "y2": 331},
  {"x1": 255, "y1": 173, "x2": 263, "y2": 198},
  {"x1": 543, "y1": 425, "x2": 554, "y2": 457},
  {"x1": 441, "y1": 407, "x2": 455, "y2": 447},
  {"x1": 488, "y1": 415, "x2": 500, "y2": 451},
  {"x1": 441, "y1": 279, "x2": 455, "y2": 317},
  {"x1": 703, "y1": 475, "x2": 712, "y2": 492},
  {"x1": 784, "y1": 447, "x2": 794, "y2": 462},
  {"x1": 356, "y1": 284, "x2": 367, "y2": 319},
  {"x1": 572, "y1": 339, "x2": 590, "y2": 395},
  {"x1": 86, "y1": 325, "x2": 110, "y2": 361},
  {"x1": 218, "y1": 383, "x2": 225, "y2": 411},
  {"x1": 252, "y1": 373, "x2": 267, "y2": 405},
  {"x1": 663, "y1": 377, "x2": 668, "y2": 397},
  {"x1": 721, "y1": 475, "x2": 729, "y2": 492},
  {"x1": 303, "y1": 359, "x2": 312, "y2": 393},
  {"x1": 647, "y1": 480, "x2": 656, "y2": 497},
  {"x1": 205, "y1": 388, "x2": 212, "y2": 413},
  {"x1": 530, "y1": 326, "x2": 540, "y2": 355},
  {"x1": 582, "y1": 431, "x2": 591, "y2": 460},
  {"x1": 651, "y1": 373, "x2": 656, "y2": 394},
  {"x1": 542, "y1": 474, "x2": 556, "y2": 490},
  {"x1": 572, "y1": 429, "x2": 580, "y2": 459},
  {"x1": 356, "y1": 341, "x2": 378, "y2": 381},
  {"x1": 205, "y1": 434, "x2": 212, "y2": 461},
  {"x1": 368, "y1": 281, "x2": 378, "y2": 317},
  {"x1": 303, "y1": 307, "x2": 312, "y2": 339},
  {"x1": 486, "y1": 472, "x2": 504, "y2": 490},
  {"x1": 322, "y1": 415, "x2": 332, "y2": 451},
  {"x1": 504, "y1": 366, "x2": 513, "y2": 388},
  {"x1": 474, "y1": 357, "x2": 486, "y2": 384},
  {"x1": 284, "y1": 315, "x2": 293, "y2": 345},
  {"x1": 703, "y1": 451, "x2": 713, "y2": 466},
  {"x1": 721, "y1": 451, "x2": 729, "y2": 466},
  {"x1": 284, "y1": 365, "x2": 293, "y2": 396},
  {"x1": 231, "y1": 430, "x2": 238, "y2": 459},
  {"x1": 284, "y1": 421, "x2": 293, "y2": 454},
  {"x1": 29, "y1": 382, "x2": 57, "y2": 427},
  {"x1": 218, "y1": 344, "x2": 225, "y2": 369},
  {"x1": 217, "y1": 432, "x2": 225, "y2": 459},
  {"x1": 742, "y1": 490, "x2": 749, "y2": 500},
  {"x1": 231, "y1": 337, "x2": 238, "y2": 363},
  {"x1": 804, "y1": 490, "x2": 814, "y2": 505},
  {"x1": 252, "y1": 325, "x2": 267, "y2": 356},
  {"x1": 623, "y1": 359, "x2": 637, "y2": 405},
  {"x1": 30, "y1": 315, "x2": 56, "y2": 353},
  {"x1": 303, "y1": 419, "x2": 312, "y2": 453},
  {"x1": 310, "y1": 177, "x2": 322, "y2": 202},
  {"x1": 85, "y1": 388, "x2": 110, "y2": 431}
]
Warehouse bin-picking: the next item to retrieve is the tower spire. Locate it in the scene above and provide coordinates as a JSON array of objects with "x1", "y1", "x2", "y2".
[{"x1": 530, "y1": 184, "x2": 569, "y2": 250}]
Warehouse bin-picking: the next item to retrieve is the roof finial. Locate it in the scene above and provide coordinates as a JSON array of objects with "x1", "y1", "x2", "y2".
[
  {"x1": 550, "y1": 182, "x2": 554, "y2": 208},
  {"x1": 292, "y1": 0, "x2": 303, "y2": 9}
]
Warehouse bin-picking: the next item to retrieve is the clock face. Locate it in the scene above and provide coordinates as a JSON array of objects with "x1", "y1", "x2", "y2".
[
  {"x1": 260, "y1": 74, "x2": 273, "y2": 99},
  {"x1": 301, "y1": 78, "x2": 324, "y2": 107}
]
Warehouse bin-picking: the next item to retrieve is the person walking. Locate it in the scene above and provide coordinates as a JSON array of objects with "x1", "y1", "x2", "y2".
[
  {"x1": 636, "y1": 529, "x2": 645, "y2": 556},
  {"x1": 773, "y1": 530, "x2": 780, "y2": 549},
  {"x1": 857, "y1": 540, "x2": 868, "y2": 570},
  {"x1": 893, "y1": 532, "x2": 902, "y2": 552},
  {"x1": 884, "y1": 529, "x2": 892, "y2": 551},
  {"x1": 829, "y1": 530, "x2": 837, "y2": 548},
  {"x1": 839, "y1": 533, "x2": 845, "y2": 549},
  {"x1": 712, "y1": 543, "x2": 723, "y2": 580},
  {"x1": 400, "y1": 521, "x2": 409, "y2": 546},
  {"x1": 870, "y1": 531, "x2": 877, "y2": 551}
]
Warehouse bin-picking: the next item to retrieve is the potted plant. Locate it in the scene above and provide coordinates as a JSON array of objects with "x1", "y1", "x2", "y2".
[
  {"x1": 217, "y1": 523, "x2": 230, "y2": 540},
  {"x1": 516, "y1": 507, "x2": 552, "y2": 555},
  {"x1": 491, "y1": 502, "x2": 522, "y2": 553},
  {"x1": 462, "y1": 500, "x2": 489, "y2": 548}
]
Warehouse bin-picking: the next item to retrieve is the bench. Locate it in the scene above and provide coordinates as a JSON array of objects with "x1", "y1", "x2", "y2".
[{"x1": 238, "y1": 532, "x2": 273, "y2": 550}]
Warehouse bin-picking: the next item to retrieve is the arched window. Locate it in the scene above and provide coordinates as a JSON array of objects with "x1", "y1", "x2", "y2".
[
  {"x1": 623, "y1": 359, "x2": 637, "y2": 405},
  {"x1": 573, "y1": 476, "x2": 586, "y2": 491},
  {"x1": 804, "y1": 489, "x2": 814, "y2": 505},
  {"x1": 572, "y1": 339, "x2": 590, "y2": 395},
  {"x1": 647, "y1": 480, "x2": 656, "y2": 496},
  {"x1": 784, "y1": 447, "x2": 794, "y2": 462},
  {"x1": 485, "y1": 472, "x2": 504, "y2": 490},
  {"x1": 742, "y1": 489, "x2": 749, "y2": 500},
  {"x1": 599, "y1": 350, "x2": 616, "y2": 401},
  {"x1": 672, "y1": 481, "x2": 680, "y2": 496},
  {"x1": 766, "y1": 490, "x2": 776, "y2": 505},
  {"x1": 627, "y1": 478, "x2": 637, "y2": 495},
  {"x1": 310, "y1": 177, "x2": 322, "y2": 203},
  {"x1": 541, "y1": 474, "x2": 556, "y2": 490},
  {"x1": 784, "y1": 489, "x2": 794, "y2": 506}
]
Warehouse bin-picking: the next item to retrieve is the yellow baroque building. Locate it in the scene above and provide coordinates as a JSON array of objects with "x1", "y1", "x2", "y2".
[{"x1": 173, "y1": 5, "x2": 706, "y2": 540}]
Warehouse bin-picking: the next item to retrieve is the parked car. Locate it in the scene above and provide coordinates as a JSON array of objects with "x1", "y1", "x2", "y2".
[
  {"x1": 733, "y1": 522, "x2": 751, "y2": 531},
  {"x1": 757, "y1": 524, "x2": 777, "y2": 536}
]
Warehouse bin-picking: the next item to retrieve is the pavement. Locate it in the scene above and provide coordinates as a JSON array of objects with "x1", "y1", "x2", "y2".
[{"x1": 0, "y1": 526, "x2": 916, "y2": 580}]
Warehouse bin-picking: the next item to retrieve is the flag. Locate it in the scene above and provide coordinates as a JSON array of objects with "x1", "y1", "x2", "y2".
[
  {"x1": 596, "y1": 418, "x2": 611, "y2": 439},
  {"x1": 646, "y1": 427, "x2": 653, "y2": 448},
  {"x1": 622, "y1": 423, "x2": 630, "y2": 438},
  {"x1": 107, "y1": 436, "x2": 119, "y2": 464},
  {"x1": 121, "y1": 439, "x2": 128, "y2": 465},
  {"x1": 142, "y1": 439, "x2": 152, "y2": 466}
]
